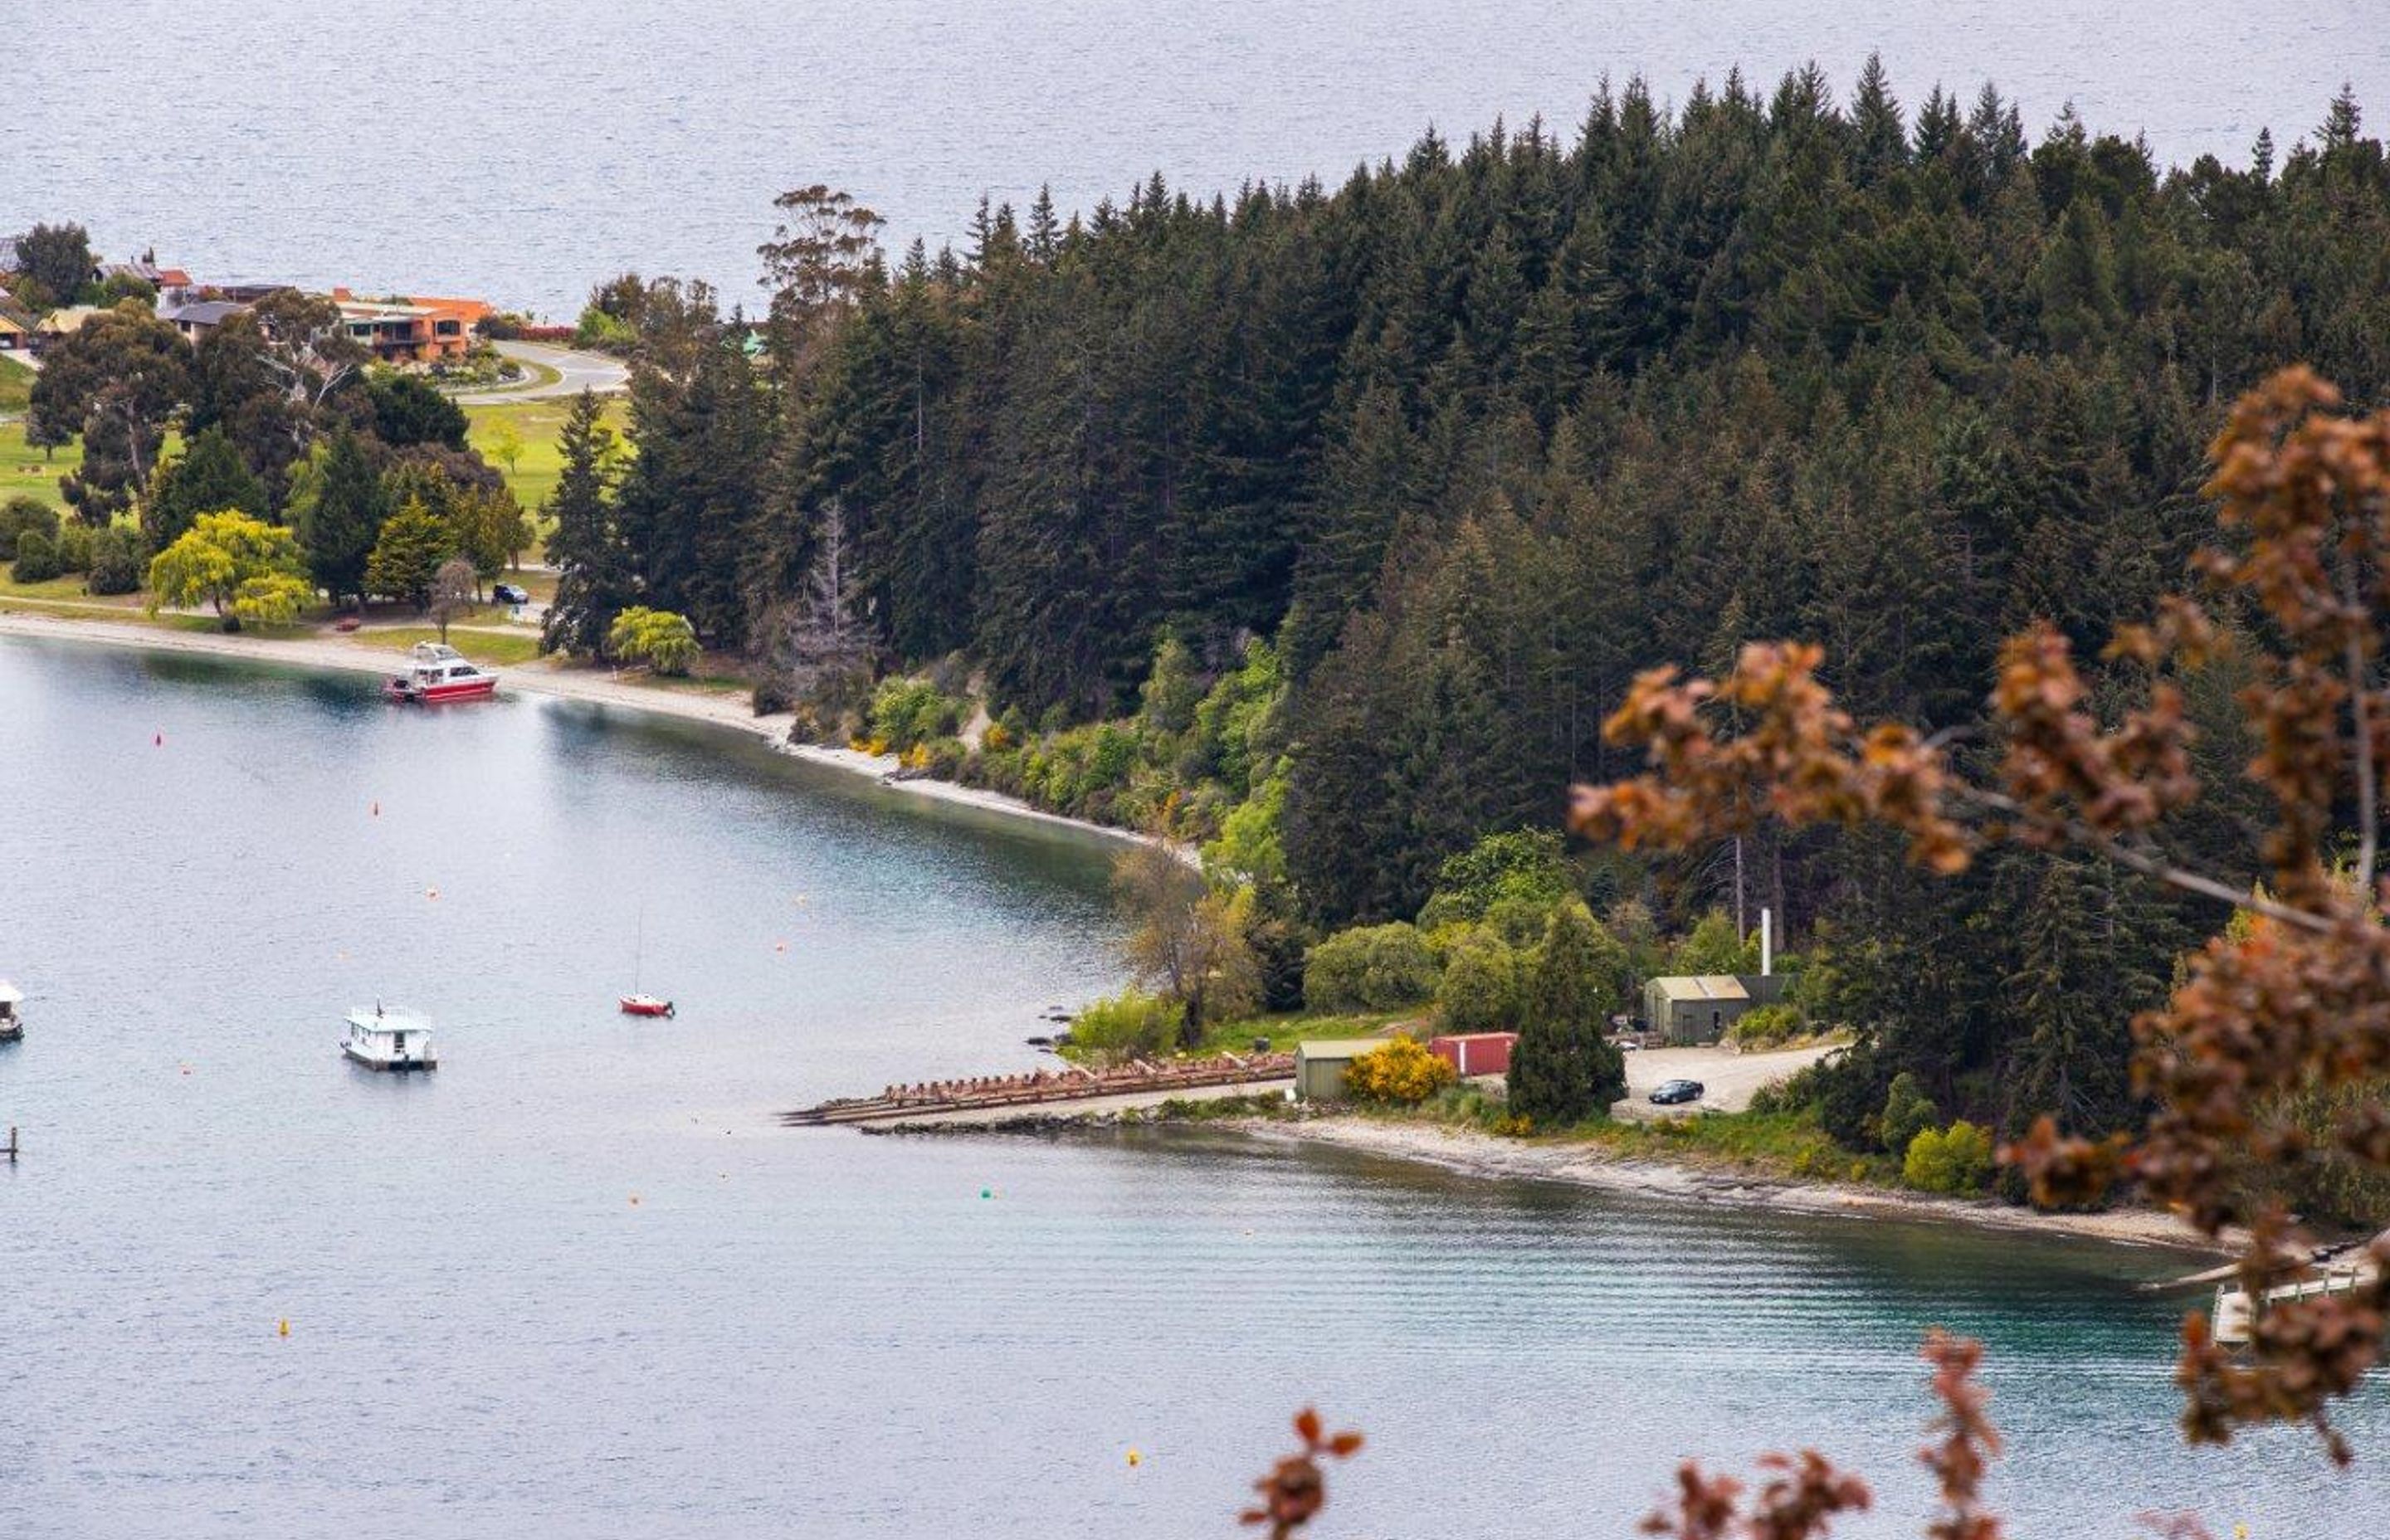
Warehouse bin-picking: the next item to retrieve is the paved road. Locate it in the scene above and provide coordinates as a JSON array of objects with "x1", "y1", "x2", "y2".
[{"x1": 451, "y1": 341, "x2": 627, "y2": 403}]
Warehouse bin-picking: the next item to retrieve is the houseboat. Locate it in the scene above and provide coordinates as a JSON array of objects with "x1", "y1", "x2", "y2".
[
  {"x1": 0, "y1": 980, "x2": 22, "y2": 1042},
  {"x1": 342, "y1": 1006, "x2": 437, "y2": 1071},
  {"x1": 383, "y1": 642, "x2": 498, "y2": 704}
]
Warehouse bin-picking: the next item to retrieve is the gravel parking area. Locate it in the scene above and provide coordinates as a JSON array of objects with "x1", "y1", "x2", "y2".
[{"x1": 1610, "y1": 1042, "x2": 1837, "y2": 1119}]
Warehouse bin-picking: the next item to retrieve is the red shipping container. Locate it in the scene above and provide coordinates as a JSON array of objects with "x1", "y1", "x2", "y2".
[{"x1": 1428, "y1": 1032, "x2": 1517, "y2": 1077}]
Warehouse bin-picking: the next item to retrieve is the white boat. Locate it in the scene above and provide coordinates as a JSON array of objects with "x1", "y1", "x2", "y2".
[
  {"x1": 342, "y1": 1005, "x2": 437, "y2": 1071},
  {"x1": 0, "y1": 980, "x2": 22, "y2": 1043},
  {"x1": 383, "y1": 642, "x2": 498, "y2": 704}
]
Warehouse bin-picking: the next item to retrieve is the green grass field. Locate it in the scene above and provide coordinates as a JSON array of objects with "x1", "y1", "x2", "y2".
[
  {"x1": 0, "y1": 422, "x2": 83, "y2": 512},
  {"x1": 465, "y1": 395, "x2": 627, "y2": 528},
  {"x1": 368, "y1": 625, "x2": 544, "y2": 665},
  {"x1": 0, "y1": 354, "x2": 32, "y2": 412}
]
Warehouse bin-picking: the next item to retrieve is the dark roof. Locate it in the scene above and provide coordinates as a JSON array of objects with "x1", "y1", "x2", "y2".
[{"x1": 163, "y1": 300, "x2": 248, "y2": 327}]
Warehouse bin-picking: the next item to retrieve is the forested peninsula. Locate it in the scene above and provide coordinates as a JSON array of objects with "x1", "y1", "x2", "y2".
[
  {"x1": 524, "y1": 66, "x2": 2390, "y2": 1194},
  {"x1": 21, "y1": 62, "x2": 2390, "y2": 1213}
]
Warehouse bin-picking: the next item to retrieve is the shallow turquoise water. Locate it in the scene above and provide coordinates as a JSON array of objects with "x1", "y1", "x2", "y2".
[{"x1": 0, "y1": 636, "x2": 2382, "y2": 1537}]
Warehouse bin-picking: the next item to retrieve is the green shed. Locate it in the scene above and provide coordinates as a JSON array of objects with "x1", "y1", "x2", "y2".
[{"x1": 1295, "y1": 1039, "x2": 1380, "y2": 1102}]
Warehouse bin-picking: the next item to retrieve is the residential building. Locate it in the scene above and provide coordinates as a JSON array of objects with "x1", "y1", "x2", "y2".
[
  {"x1": 163, "y1": 299, "x2": 251, "y2": 343},
  {"x1": 0, "y1": 300, "x2": 33, "y2": 351},
  {"x1": 97, "y1": 258, "x2": 195, "y2": 305},
  {"x1": 33, "y1": 305, "x2": 107, "y2": 351},
  {"x1": 330, "y1": 288, "x2": 488, "y2": 363}
]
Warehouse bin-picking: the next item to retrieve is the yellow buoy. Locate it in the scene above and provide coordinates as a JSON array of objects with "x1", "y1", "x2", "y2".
[
  {"x1": 277, "y1": 1318, "x2": 290, "y2": 1338},
  {"x1": 1126, "y1": 1449, "x2": 1142, "y2": 1468}
]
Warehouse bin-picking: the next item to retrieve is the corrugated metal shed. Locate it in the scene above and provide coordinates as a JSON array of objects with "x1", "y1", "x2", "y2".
[{"x1": 1295, "y1": 1039, "x2": 1381, "y2": 1102}]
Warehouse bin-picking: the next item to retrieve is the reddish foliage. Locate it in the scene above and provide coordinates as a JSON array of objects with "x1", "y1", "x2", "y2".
[{"x1": 1239, "y1": 1406, "x2": 1363, "y2": 1539}]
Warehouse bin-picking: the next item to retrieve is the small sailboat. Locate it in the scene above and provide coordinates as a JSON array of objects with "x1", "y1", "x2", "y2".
[
  {"x1": 0, "y1": 980, "x2": 23, "y2": 1043},
  {"x1": 342, "y1": 1003, "x2": 437, "y2": 1070},
  {"x1": 617, "y1": 904, "x2": 674, "y2": 1017}
]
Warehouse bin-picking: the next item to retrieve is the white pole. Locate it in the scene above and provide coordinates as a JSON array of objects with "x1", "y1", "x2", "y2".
[{"x1": 1760, "y1": 908, "x2": 1773, "y2": 977}]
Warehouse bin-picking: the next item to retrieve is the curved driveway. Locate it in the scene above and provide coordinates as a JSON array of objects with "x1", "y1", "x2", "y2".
[{"x1": 454, "y1": 341, "x2": 627, "y2": 402}]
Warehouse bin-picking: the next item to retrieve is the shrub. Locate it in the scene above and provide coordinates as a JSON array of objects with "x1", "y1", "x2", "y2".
[
  {"x1": 868, "y1": 677, "x2": 964, "y2": 752},
  {"x1": 1748, "y1": 1058, "x2": 1832, "y2": 1116},
  {"x1": 1728, "y1": 1001, "x2": 1805, "y2": 1049},
  {"x1": 1067, "y1": 989, "x2": 1182, "y2": 1062},
  {"x1": 0, "y1": 495, "x2": 60, "y2": 561},
  {"x1": 1303, "y1": 922, "x2": 1439, "y2": 1012},
  {"x1": 51, "y1": 519, "x2": 93, "y2": 573},
  {"x1": 607, "y1": 606, "x2": 700, "y2": 675},
  {"x1": 1343, "y1": 1036, "x2": 1456, "y2": 1104},
  {"x1": 11, "y1": 529, "x2": 61, "y2": 582},
  {"x1": 1880, "y1": 1071, "x2": 1939, "y2": 1157},
  {"x1": 1435, "y1": 929, "x2": 1519, "y2": 1034},
  {"x1": 1904, "y1": 1121, "x2": 1996, "y2": 1195},
  {"x1": 86, "y1": 527, "x2": 143, "y2": 595}
]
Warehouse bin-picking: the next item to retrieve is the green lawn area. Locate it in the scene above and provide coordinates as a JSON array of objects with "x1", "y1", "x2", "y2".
[
  {"x1": 368, "y1": 625, "x2": 545, "y2": 665},
  {"x1": 1063, "y1": 1006, "x2": 1408, "y2": 1065},
  {"x1": 464, "y1": 395, "x2": 627, "y2": 528},
  {"x1": 0, "y1": 354, "x2": 32, "y2": 412},
  {"x1": 0, "y1": 419, "x2": 82, "y2": 512}
]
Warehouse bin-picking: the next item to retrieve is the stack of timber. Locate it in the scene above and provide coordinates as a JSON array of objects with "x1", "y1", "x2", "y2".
[{"x1": 784, "y1": 1052, "x2": 1295, "y2": 1128}]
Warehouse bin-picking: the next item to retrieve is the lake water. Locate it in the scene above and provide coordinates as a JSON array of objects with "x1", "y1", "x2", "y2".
[
  {"x1": 6, "y1": 1, "x2": 2385, "y2": 317},
  {"x1": 2, "y1": 635, "x2": 2383, "y2": 1537}
]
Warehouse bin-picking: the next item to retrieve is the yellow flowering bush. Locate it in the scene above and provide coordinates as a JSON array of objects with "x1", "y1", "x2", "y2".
[{"x1": 1342, "y1": 1037, "x2": 1456, "y2": 1105}]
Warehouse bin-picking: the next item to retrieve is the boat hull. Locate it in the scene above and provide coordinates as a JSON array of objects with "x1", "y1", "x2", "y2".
[
  {"x1": 343, "y1": 1044, "x2": 437, "y2": 1071},
  {"x1": 620, "y1": 997, "x2": 675, "y2": 1018},
  {"x1": 384, "y1": 677, "x2": 498, "y2": 704}
]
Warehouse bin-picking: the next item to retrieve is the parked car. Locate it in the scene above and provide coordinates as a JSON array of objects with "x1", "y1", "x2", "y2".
[
  {"x1": 491, "y1": 582, "x2": 531, "y2": 605},
  {"x1": 1649, "y1": 1079, "x2": 1705, "y2": 1105}
]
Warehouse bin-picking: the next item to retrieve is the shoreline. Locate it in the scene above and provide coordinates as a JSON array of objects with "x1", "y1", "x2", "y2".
[
  {"x1": 0, "y1": 608, "x2": 1158, "y2": 851},
  {"x1": 1220, "y1": 1114, "x2": 2231, "y2": 1256}
]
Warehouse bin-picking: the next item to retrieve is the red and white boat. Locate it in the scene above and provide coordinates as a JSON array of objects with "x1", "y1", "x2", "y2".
[
  {"x1": 619, "y1": 994, "x2": 676, "y2": 1018},
  {"x1": 383, "y1": 642, "x2": 499, "y2": 704}
]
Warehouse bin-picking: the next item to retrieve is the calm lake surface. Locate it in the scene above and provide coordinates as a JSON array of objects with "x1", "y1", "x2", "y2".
[
  {"x1": 1, "y1": 636, "x2": 2383, "y2": 1538},
  {"x1": 7, "y1": 1, "x2": 2385, "y2": 315}
]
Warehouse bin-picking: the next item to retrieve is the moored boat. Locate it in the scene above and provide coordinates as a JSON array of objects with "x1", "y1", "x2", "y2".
[
  {"x1": 383, "y1": 642, "x2": 498, "y2": 704},
  {"x1": 0, "y1": 980, "x2": 22, "y2": 1042},
  {"x1": 342, "y1": 1005, "x2": 437, "y2": 1070},
  {"x1": 620, "y1": 994, "x2": 676, "y2": 1018}
]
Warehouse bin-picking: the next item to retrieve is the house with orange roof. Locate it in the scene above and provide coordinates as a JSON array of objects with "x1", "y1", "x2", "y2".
[{"x1": 330, "y1": 287, "x2": 490, "y2": 363}]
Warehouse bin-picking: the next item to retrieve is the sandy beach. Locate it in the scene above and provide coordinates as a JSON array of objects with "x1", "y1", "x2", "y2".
[
  {"x1": 0, "y1": 608, "x2": 1158, "y2": 849},
  {"x1": 1228, "y1": 1114, "x2": 2232, "y2": 1255}
]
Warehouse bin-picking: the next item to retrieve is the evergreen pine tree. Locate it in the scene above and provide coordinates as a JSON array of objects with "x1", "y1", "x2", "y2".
[
  {"x1": 1508, "y1": 900, "x2": 1627, "y2": 1124},
  {"x1": 542, "y1": 390, "x2": 632, "y2": 656},
  {"x1": 295, "y1": 429, "x2": 386, "y2": 607}
]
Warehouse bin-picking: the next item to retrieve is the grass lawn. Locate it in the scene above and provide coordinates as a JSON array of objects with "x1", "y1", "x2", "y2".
[
  {"x1": 465, "y1": 395, "x2": 627, "y2": 529},
  {"x1": 0, "y1": 354, "x2": 32, "y2": 412},
  {"x1": 0, "y1": 419, "x2": 83, "y2": 512},
  {"x1": 368, "y1": 626, "x2": 545, "y2": 665}
]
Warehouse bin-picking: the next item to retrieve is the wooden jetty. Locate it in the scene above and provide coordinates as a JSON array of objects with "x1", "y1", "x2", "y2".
[
  {"x1": 784, "y1": 1052, "x2": 1295, "y2": 1128},
  {"x1": 2212, "y1": 1255, "x2": 2383, "y2": 1347}
]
